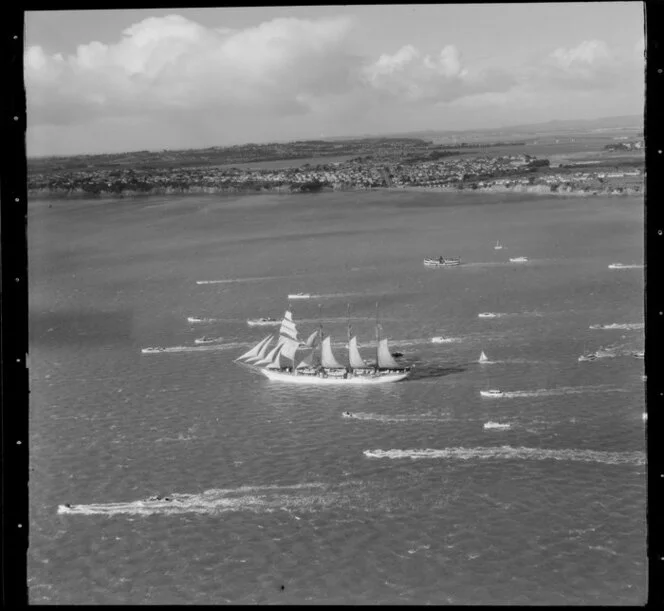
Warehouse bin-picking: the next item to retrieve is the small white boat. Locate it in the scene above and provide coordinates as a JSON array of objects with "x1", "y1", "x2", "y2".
[
  {"x1": 247, "y1": 317, "x2": 279, "y2": 327},
  {"x1": 141, "y1": 347, "x2": 167, "y2": 354},
  {"x1": 288, "y1": 293, "x2": 312, "y2": 299},
  {"x1": 423, "y1": 256, "x2": 461, "y2": 267},
  {"x1": 478, "y1": 351, "x2": 489, "y2": 363},
  {"x1": 509, "y1": 257, "x2": 528, "y2": 263},
  {"x1": 483, "y1": 421, "x2": 511, "y2": 430},
  {"x1": 494, "y1": 241, "x2": 503, "y2": 250},
  {"x1": 194, "y1": 336, "x2": 220, "y2": 345},
  {"x1": 478, "y1": 312, "x2": 499, "y2": 318},
  {"x1": 578, "y1": 353, "x2": 597, "y2": 362},
  {"x1": 480, "y1": 389, "x2": 504, "y2": 398}
]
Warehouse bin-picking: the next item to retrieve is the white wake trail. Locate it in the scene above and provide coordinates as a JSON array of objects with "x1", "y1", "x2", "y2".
[{"x1": 364, "y1": 446, "x2": 645, "y2": 465}]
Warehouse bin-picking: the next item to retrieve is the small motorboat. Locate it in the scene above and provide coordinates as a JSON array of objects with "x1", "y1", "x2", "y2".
[
  {"x1": 342, "y1": 411, "x2": 355, "y2": 418},
  {"x1": 194, "y1": 336, "x2": 219, "y2": 345},
  {"x1": 247, "y1": 317, "x2": 279, "y2": 327},
  {"x1": 423, "y1": 256, "x2": 461, "y2": 267},
  {"x1": 480, "y1": 389, "x2": 504, "y2": 398},
  {"x1": 288, "y1": 293, "x2": 312, "y2": 299},
  {"x1": 632, "y1": 351, "x2": 644, "y2": 359},
  {"x1": 391, "y1": 352, "x2": 404, "y2": 358},
  {"x1": 578, "y1": 353, "x2": 598, "y2": 362},
  {"x1": 509, "y1": 257, "x2": 529, "y2": 263},
  {"x1": 494, "y1": 241, "x2": 503, "y2": 250},
  {"x1": 478, "y1": 312, "x2": 499, "y2": 318}
]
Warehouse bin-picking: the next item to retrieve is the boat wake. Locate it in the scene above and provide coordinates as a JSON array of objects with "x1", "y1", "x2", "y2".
[
  {"x1": 342, "y1": 411, "x2": 447, "y2": 423},
  {"x1": 196, "y1": 275, "x2": 294, "y2": 285},
  {"x1": 478, "y1": 311, "x2": 542, "y2": 319},
  {"x1": 482, "y1": 385, "x2": 627, "y2": 398},
  {"x1": 142, "y1": 341, "x2": 250, "y2": 354},
  {"x1": 57, "y1": 482, "x2": 340, "y2": 516},
  {"x1": 483, "y1": 422, "x2": 512, "y2": 431},
  {"x1": 607, "y1": 263, "x2": 643, "y2": 270},
  {"x1": 194, "y1": 337, "x2": 224, "y2": 345},
  {"x1": 589, "y1": 323, "x2": 644, "y2": 330},
  {"x1": 363, "y1": 446, "x2": 645, "y2": 466}
]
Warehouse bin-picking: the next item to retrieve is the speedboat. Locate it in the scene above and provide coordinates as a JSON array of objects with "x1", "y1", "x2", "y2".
[
  {"x1": 247, "y1": 317, "x2": 279, "y2": 327},
  {"x1": 509, "y1": 257, "x2": 528, "y2": 263},
  {"x1": 578, "y1": 353, "x2": 598, "y2": 362},
  {"x1": 288, "y1": 293, "x2": 312, "y2": 299},
  {"x1": 480, "y1": 389, "x2": 504, "y2": 398},
  {"x1": 632, "y1": 351, "x2": 644, "y2": 359},
  {"x1": 478, "y1": 312, "x2": 499, "y2": 318},
  {"x1": 194, "y1": 336, "x2": 219, "y2": 345},
  {"x1": 494, "y1": 241, "x2": 503, "y2": 250},
  {"x1": 391, "y1": 351, "x2": 404, "y2": 358},
  {"x1": 342, "y1": 411, "x2": 355, "y2": 418}
]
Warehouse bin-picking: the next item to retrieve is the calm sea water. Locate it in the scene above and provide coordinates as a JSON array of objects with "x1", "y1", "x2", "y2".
[{"x1": 29, "y1": 190, "x2": 646, "y2": 604}]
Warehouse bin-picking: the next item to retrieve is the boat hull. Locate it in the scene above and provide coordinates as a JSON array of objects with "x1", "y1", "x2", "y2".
[
  {"x1": 259, "y1": 368, "x2": 410, "y2": 385},
  {"x1": 480, "y1": 391, "x2": 504, "y2": 398},
  {"x1": 246, "y1": 320, "x2": 279, "y2": 327}
]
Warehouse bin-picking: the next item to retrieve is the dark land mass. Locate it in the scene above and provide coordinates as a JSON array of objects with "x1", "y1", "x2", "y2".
[{"x1": 28, "y1": 122, "x2": 644, "y2": 200}]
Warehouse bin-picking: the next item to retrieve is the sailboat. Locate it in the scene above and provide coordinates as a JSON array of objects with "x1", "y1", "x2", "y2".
[
  {"x1": 234, "y1": 305, "x2": 411, "y2": 384},
  {"x1": 494, "y1": 241, "x2": 503, "y2": 250},
  {"x1": 478, "y1": 351, "x2": 489, "y2": 363}
]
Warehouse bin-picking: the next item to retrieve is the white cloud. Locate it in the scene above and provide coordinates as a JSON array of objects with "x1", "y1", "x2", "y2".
[{"x1": 26, "y1": 14, "x2": 359, "y2": 124}]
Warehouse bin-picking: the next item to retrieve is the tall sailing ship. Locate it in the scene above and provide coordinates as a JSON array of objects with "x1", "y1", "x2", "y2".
[{"x1": 234, "y1": 306, "x2": 411, "y2": 384}]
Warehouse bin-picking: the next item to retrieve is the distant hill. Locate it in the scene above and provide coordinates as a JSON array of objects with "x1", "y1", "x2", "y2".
[{"x1": 364, "y1": 115, "x2": 643, "y2": 141}]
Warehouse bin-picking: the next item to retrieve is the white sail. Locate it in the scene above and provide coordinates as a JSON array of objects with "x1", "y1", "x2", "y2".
[
  {"x1": 377, "y1": 338, "x2": 400, "y2": 369},
  {"x1": 304, "y1": 330, "x2": 319, "y2": 348},
  {"x1": 278, "y1": 310, "x2": 298, "y2": 342},
  {"x1": 247, "y1": 336, "x2": 274, "y2": 363},
  {"x1": 479, "y1": 351, "x2": 489, "y2": 363},
  {"x1": 279, "y1": 336, "x2": 300, "y2": 362},
  {"x1": 296, "y1": 353, "x2": 314, "y2": 369},
  {"x1": 348, "y1": 336, "x2": 367, "y2": 368},
  {"x1": 320, "y1": 336, "x2": 345, "y2": 369},
  {"x1": 265, "y1": 345, "x2": 285, "y2": 369},
  {"x1": 254, "y1": 343, "x2": 283, "y2": 367},
  {"x1": 236, "y1": 335, "x2": 271, "y2": 362}
]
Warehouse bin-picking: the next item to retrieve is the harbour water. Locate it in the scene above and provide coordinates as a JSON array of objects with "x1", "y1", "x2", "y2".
[{"x1": 29, "y1": 190, "x2": 645, "y2": 604}]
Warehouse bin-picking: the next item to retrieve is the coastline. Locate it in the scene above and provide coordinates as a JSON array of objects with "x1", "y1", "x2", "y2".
[{"x1": 27, "y1": 183, "x2": 642, "y2": 201}]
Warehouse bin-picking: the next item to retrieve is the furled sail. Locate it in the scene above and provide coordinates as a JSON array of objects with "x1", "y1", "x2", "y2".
[
  {"x1": 377, "y1": 338, "x2": 400, "y2": 369},
  {"x1": 254, "y1": 343, "x2": 283, "y2": 367},
  {"x1": 348, "y1": 336, "x2": 367, "y2": 368},
  {"x1": 320, "y1": 336, "x2": 345, "y2": 369},
  {"x1": 247, "y1": 336, "x2": 273, "y2": 363},
  {"x1": 236, "y1": 335, "x2": 271, "y2": 362}
]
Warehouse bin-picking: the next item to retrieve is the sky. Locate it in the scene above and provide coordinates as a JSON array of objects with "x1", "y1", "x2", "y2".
[{"x1": 25, "y1": 4, "x2": 645, "y2": 156}]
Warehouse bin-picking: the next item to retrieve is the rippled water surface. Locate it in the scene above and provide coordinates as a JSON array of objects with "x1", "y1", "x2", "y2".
[{"x1": 29, "y1": 191, "x2": 646, "y2": 604}]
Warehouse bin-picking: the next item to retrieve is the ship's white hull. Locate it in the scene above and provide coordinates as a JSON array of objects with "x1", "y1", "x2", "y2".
[
  {"x1": 509, "y1": 258, "x2": 528, "y2": 263},
  {"x1": 288, "y1": 294, "x2": 311, "y2": 299},
  {"x1": 259, "y1": 368, "x2": 410, "y2": 384}
]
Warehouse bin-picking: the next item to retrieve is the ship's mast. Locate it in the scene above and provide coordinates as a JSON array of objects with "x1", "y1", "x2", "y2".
[
  {"x1": 347, "y1": 303, "x2": 352, "y2": 372},
  {"x1": 375, "y1": 301, "x2": 380, "y2": 370},
  {"x1": 289, "y1": 301, "x2": 296, "y2": 374},
  {"x1": 318, "y1": 303, "x2": 323, "y2": 367}
]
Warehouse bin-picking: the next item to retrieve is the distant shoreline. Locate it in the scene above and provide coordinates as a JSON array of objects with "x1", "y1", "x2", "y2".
[{"x1": 27, "y1": 183, "x2": 642, "y2": 201}]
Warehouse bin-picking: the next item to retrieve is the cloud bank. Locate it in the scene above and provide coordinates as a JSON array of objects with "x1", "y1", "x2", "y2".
[{"x1": 25, "y1": 14, "x2": 644, "y2": 154}]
